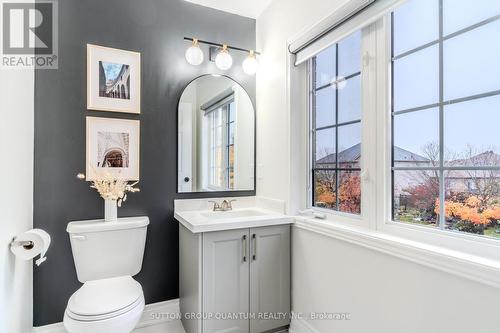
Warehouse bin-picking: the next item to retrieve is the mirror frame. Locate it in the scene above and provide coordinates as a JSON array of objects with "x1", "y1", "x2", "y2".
[{"x1": 176, "y1": 74, "x2": 257, "y2": 196}]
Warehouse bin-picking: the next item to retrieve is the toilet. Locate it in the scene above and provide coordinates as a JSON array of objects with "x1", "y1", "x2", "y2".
[{"x1": 63, "y1": 216, "x2": 149, "y2": 333}]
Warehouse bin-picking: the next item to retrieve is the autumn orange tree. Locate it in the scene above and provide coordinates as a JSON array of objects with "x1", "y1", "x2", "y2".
[
  {"x1": 435, "y1": 196, "x2": 500, "y2": 234},
  {"x1": 338, "y1": 174, "x2": 361, "y2": 213},
  {"x1": 315, "y1": 171, "x2": 336, "y2": 208},
  {"x1": 315, "y1": 172, "x2": 361, "y2": 213}
]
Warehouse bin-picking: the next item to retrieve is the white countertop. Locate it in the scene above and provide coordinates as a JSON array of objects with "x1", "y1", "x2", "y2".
[
  {"x1": 175, "y1": 208, "x2": 293, "y2": 233},
  {"x1": 174, "y1": 197, "x2": 293, "y2": 233}
]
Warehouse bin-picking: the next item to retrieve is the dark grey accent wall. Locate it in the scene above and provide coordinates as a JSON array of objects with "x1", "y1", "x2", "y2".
[{"x1": 34, "y1": 0, "x2": 255, "y2": 326}]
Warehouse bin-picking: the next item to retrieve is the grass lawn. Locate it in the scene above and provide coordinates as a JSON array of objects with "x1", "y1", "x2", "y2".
[{"x1": 484, "y1": 228, "x2": 500, "y2": 239}]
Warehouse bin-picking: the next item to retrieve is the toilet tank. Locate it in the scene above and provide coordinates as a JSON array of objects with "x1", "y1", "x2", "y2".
[{"x1": 67, "y1": 216, "x2": 149, "y2": 282}]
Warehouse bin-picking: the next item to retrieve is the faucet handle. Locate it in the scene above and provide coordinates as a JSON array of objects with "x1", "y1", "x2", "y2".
[
  {"x1": 226, "y1": 199, "x2": 236, "y2": 210},
  {"x1": 208, "y1": 200, "x2": 221, "y2": 211}
]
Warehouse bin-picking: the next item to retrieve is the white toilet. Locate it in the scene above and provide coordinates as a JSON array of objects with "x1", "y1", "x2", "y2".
[{"x1": 63, "y1": 216, "x2": 149, "y2": 333}]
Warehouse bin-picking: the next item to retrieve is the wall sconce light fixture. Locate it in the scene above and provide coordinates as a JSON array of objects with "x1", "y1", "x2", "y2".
[{"x1": 183, "y1": 37, "x2": 260, "y2": 75}]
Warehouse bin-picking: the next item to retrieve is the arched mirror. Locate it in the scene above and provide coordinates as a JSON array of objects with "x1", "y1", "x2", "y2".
[{"x1": 177, "y1": 75, "x2": 255, "y2": 193}]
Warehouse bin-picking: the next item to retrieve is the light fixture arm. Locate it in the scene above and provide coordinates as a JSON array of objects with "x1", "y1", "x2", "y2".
[{"x1": 184, "y1": 37, "x2": 260, "y2": 56}]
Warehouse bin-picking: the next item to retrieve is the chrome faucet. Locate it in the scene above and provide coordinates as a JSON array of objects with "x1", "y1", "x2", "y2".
[{"x1": 208, "y1": 199, "x2": 236, "y2": 211}]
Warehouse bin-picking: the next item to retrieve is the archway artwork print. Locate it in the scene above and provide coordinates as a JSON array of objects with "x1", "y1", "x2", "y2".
[
  {"x1": 98, "y1": 61, "x2": 131, "y2": 100},
  {"x1": 97, "y1": 131, "x2": 130, "y2": 168}
]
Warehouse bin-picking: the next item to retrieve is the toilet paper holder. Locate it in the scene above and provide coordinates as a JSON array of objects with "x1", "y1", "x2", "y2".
[{"x1": 10, "y1": 238, "x2": 35, "y2": 250}]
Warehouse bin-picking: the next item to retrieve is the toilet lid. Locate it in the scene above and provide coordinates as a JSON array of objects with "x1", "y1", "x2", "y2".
[{"x1": 67, "y1": 276, "x2": 143, "y2": 317}]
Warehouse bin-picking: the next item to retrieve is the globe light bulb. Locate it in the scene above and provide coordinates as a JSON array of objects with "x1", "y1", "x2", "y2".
[
  {"x1": 185, "y1": 39, "x2": 204, "y2": 66},
  {"x1": 215, "y1": 45, "x2": 233, "y2": 70},
  {"x1": 242, "y1": 50, "x2": 258, "y2": 75}
]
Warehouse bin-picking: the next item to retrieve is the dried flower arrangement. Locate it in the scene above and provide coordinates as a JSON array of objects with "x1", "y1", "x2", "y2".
[{"x1": 77, "y1": 169, "x2": 140, "y2": 207}]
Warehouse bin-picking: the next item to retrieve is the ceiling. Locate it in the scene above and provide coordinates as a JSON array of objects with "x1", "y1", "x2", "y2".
[{"x1": 183, "y1": 0, "x2": 274, "y2": 19}]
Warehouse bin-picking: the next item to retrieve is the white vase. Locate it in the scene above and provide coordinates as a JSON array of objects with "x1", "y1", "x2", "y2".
[{"x1": 104, "y1": 199, "x2": 118, "y2": 222}]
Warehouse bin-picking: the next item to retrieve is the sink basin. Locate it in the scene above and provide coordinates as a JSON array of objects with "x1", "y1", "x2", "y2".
[{"x1": 201, "y1": 209, "x2": 266, "y2": 219}]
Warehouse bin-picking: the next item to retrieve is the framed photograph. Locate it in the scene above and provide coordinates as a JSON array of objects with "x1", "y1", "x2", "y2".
[
  {"x1": 87, "y1": 44, "x2": 141, "y2": 114},
  {"x1": 86, "y1": 117, "x2": 140, "y2": 181}
]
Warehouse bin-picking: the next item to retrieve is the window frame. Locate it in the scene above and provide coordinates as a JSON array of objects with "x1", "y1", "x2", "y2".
[
  {"x1": 307, "y1": 25, "x2": 376, "y2": 228},
  {"x1": 305, "y1": 11, "x2": 500, "y2": 261},
  {"x1": 226, "y1": 101, "x2": 236, "y2": 190},
  {"x1": 206, "y1": 98, "x2": 235, "y2": 191},
  {"x1": 310, "y1": 46, "x2": 363, "y2": 214}
]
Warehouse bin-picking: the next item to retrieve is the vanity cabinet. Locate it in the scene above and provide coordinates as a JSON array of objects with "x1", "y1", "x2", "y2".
[{"x1": 180, "y1": 224, "x2": 290, "y2": 333}]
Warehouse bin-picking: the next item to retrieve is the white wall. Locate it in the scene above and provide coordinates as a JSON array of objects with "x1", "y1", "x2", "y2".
[
  {"x1": 292, "y1": 229, "x2": 500, "y2": 333},
  {"x1": 179, "y1": 80, "x2": 198, "y2": 191},
  {"x1": 256, "y1": 0, "x2": 351, "y2": 205},
  {"x1": 0, "y1": 0, "x2": 35, "y2": 326},
  {"x1": 233, "y1": 86, "x2": 254, "y2": 190},
  {"x1": 0, "y1": 64, "x2": 34, "y2": 332},
  {"x1": 256, "y1": 1, "x2": 500, "y2": 332}
]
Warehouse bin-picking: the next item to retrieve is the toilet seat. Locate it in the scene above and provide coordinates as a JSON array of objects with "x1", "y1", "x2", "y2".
[
  {"x1": 65, "y1": 295, "x2": 144, "y2": 321},
  {"x1": 65, "y1": 276, "x2": 143, "y2": 321}
]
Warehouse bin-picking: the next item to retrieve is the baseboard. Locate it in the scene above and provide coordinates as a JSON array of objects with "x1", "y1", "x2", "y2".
[
  {"x1": 289, "y1": 317, "x2": 320, "y2": 333},
  {"x1": 32, "y1": 322, "x2": 66, "y2": 333},
  {"x1": 136, "y1": 298, "x2": 180, "y2": 328},
  {"x1": 32, "y1": 298, "x2": 180, "y2": 333}
]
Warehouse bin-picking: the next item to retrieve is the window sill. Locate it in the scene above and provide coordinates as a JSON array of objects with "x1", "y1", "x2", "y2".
[
  {"x1": 304, "y1": 206, "x2": 367, "y2": 228},
  {"x1": 294, "y1": 216, "x2": 500, "y2": 288}
]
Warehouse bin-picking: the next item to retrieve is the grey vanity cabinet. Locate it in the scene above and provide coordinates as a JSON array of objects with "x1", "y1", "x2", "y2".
[{"x1": 180, "y1": 224, "x2": 290, "y2": 333}]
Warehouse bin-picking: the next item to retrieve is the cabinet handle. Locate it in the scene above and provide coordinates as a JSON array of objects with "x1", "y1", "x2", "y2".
[
  {"x1": 242, "y1": 235, "x2": 247, "y2": 262},
  {"x1": 252, "y1": 234, "x2": 257, "y2": 261}
]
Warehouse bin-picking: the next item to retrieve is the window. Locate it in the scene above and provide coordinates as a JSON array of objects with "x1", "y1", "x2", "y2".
[
  {"x1": 207, "y1": 98, "x2": 235, "y2": 190},
  {"x1": 391, "y1": 0, "x2": 500, "y2": 238},
  {"x1": 227, "y1": 102, "x2": 235, "y2": 189},
  {"x1": 302, "y1": 0, "x2": 500, "y2": 265},
  {"x1": 310, "y1": 31, "x2": 362, "y2": 215}
]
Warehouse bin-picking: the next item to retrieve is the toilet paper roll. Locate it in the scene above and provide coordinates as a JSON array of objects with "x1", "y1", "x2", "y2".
[{"x1": 10, "y1": 229, "x2": 51, "y2": 266}]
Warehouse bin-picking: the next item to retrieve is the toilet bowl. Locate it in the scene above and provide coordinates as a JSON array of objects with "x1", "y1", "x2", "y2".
[{"x1": 63, "y1": 276, "x2": 145, "y2": 333}]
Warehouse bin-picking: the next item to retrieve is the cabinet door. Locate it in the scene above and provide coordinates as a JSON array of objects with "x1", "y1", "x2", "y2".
[
  {"x1": 203, "y1": 229, "x2": 250, "y2": 333},
  {"x1": 250, "y1": 225, "x2": 290, "y2": 333}
]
